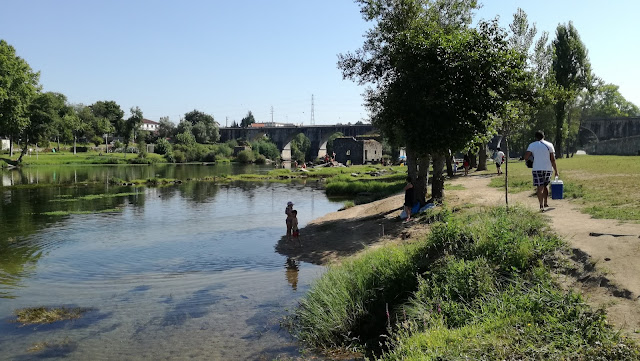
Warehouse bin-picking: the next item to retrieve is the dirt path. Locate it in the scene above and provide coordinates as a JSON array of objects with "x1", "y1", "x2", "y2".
[{"x1": 448, "y1": 172, "x2": 640, "y2": 339}]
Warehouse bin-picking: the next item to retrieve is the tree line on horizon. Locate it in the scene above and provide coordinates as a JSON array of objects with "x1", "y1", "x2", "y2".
[{"x1": 339, "y1": 0, "x2": 639, "y2": 204}]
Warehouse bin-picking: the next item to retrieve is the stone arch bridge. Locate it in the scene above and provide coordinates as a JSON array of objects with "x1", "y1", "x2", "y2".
[{"x1": 219, "y1": 124, "x2": 377, "y2": 161}]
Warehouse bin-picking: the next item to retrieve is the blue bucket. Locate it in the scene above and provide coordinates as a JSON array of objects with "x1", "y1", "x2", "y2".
[{"x1": 551, "y1": 177, "x2": 563, "y2": 200}]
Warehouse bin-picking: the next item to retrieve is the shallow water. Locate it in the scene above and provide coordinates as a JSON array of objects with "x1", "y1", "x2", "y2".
[{"x1": 0, "y1": 165, "x2": 341, "y2": 360}]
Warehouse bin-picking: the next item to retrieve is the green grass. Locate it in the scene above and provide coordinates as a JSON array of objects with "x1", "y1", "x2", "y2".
[
  {"x1": 49, "y1": 192, "x2": 138, "y2": 202},
  {"x1": 489, "y1": 155, "x2": 640, "y2": 221},
  {"x1": 292, "y1": 205, "x2": 639, "y2": 359},
  {"x1": 3, "y1": 150, "x2": 165, "y2": 165},
  {"x1": 39, "y1": 208, "x2": 123, "y2": 216}
]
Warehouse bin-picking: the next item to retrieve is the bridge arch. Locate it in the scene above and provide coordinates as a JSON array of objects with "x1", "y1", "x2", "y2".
[{"x1": 219, "y1": 124, "x2": 377, "y2": 161}]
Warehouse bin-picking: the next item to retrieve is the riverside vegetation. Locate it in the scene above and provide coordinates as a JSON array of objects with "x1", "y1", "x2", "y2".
[{"x1": 291, "y1": 205, "x2": 640, "y2": 360}]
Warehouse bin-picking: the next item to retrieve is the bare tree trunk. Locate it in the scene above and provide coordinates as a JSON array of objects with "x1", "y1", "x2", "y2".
[
  {"x1": 9, "y1": 135, "x2": 14, "y2": 157},
  {"x1": 57, "y1": 136, "x2": 61, "y2": 152},
  {"x1": 415, "y1": 154, "x2": 430, "y2": 205},
  {"x1": 405, "y1": 145, "x2": 418, "y2": 181},
  {"x1": 17, "y1": 135, "x2": 28, "y2": 163},
  {"x1": 445, "y1": 150, "x2": 454, "y2": 177},
  {"x1": 73, "y1": 136, "x2": 77, "y2": 155},
  {"x1": 504, "y1": 136, "x2": 510, "y2": 207},
  {"x1": 469, "y1": 150, "x2": 477, "y2": 168},
  {"x1": 477, "y1": 142, "x2": 488, "y2": 171},
  {"x1": 431, "y1": 152, "x2": 446, "y2": 202}
]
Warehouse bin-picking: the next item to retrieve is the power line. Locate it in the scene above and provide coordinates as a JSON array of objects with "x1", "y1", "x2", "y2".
[{"x1": 310, "y1": 94, "x2": 315, "y2": 125}]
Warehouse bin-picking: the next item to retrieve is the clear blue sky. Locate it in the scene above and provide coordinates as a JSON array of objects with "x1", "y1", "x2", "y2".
[{"x1": 2, "y1": 1, "x2": 638, "y2": 125}]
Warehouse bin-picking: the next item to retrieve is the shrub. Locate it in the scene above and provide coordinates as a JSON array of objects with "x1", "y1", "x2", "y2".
[
  {"x1": 236, "y1": 149, "x2": 255, "y2": 163},
  {"x1": 254, "y1": 154, "x2": 267, "y2": 164},
  {"x1": 155, "y1": 138, "x2": 172, "y2": 155},
  {"x1": 203, "y1": 151, "x2": 217, "y2": 162},
  {"x1": 173, "y1": 150, "x2": 186, "y2": 163}
]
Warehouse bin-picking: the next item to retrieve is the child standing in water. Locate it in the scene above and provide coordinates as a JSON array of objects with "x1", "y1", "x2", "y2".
[
  {"x1": 285, "y1": 201, "x2": 294, "y2": 241},
  {"x1": 291, "y1": 210, "x2": 300, "y2": 244}
]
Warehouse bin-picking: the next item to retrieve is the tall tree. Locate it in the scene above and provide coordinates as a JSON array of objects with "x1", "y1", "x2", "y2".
[
  {"x1": 184, "y1": 109, "x2": 219, "y2": 143},
  {"x1": 122, "y1": 106, "x2": 143, "y2": 157},
  {"x1": 340, "y1": 0, "x2": 530, "y2": 202},
  {"x1": 0, "y1": 40, "x2": 40, "y2": 158},
  {"x1": 339, "y1": 0, "x2": 481, "y2": 203},
  {"x1": 15, "y1": 92, "x2": 61, "y2": 162},
  {"x1": 157, "y1": 116, "x2": 176, "y2": 139},
  {"x1": 90, "y1": 100, "x2": 124, "y2": 145},
  {"x1": 240, "y1": 111, "x2": 256, "y2": 128},
  {"x1": 551, "y1": 22, "x2": 591, "y2": 157}
]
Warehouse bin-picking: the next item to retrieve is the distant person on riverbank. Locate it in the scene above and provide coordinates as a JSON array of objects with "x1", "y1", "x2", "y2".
[
  {"x1": 291, "y1": 210, "x2": 300, "y2": 244},
  {"x1": 524, "y1": 131, "x2": 559, "y2": 212},
  {"x1": 495, "y1": 147, "x2": 505, "y2": 175},
  {"x1": 285, "y1": 201, "x2": 294, "y2": 240},
  {"x1": 463, "y1": 154, "x2": 470, "y2": 176},
  {"x1": 403, "y1": 176, "x2": 414, "y2": 222}
]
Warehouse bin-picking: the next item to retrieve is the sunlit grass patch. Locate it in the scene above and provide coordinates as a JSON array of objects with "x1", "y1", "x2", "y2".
[
  {"x1": 14, "y1": 306, "x2": 91, "y2": 325},
  {"x1": 444, "y1": 183, "x2": 465, "y2": 190},
  {"x1": 489, "y1": 156, "x2": 640, "y2": 221},
  {"x1": 292, "y1": 205, "x2": 639, "y2": 359},
  {"x1": 40, "y1": 208, "x2": 122, "y2": 216},
  {"x1": 50, "y1": 192, "x2": 138, "y2": 202}
]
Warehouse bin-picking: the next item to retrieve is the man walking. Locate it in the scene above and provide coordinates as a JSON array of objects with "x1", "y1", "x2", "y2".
[{"x1": 524, "y1": 131, "x2": 559, "y2": 212}]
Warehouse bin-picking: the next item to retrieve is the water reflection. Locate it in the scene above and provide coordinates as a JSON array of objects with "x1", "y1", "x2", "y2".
[
  {"x1": 0, "y1": 164, "x2": 341, "y2": 359},
  {"x1": 0, "y1": 163, "x2": 274, "y2": 187},
  {"x1": 285, "y1": 258, "x2": 300, "y2": 291}
]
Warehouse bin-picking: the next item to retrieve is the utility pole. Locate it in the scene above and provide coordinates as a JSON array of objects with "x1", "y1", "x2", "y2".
[
  {"x1": 310, "y1": 94, "x2": 315, "y2": 125},
  {"x1": 225, "y1": 116, "x2": 228, "y2": 128},
  {"x1": 271, "y1": 106, "x2": 274, "y2": 123}
]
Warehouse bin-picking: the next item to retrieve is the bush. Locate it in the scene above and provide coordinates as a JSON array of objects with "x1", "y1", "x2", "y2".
[
  {"x1": 203, "y1": 151, "x2": 217, "y2": 163},
  {"x1": 292, "y1": 206, "x2": 637, "y2": 360},
  {"x1": 236, "y1": 149, "x2": 255, "y2": 163},
  {"x1": 173, "y1": 150, "x2": 186, "y2": 163},
  {"x1": 254, "y1": 154, "x2": 267, "y2": 164},
  {"x1": 155, "y1": 138, "x2": 172, "y2": 155}
]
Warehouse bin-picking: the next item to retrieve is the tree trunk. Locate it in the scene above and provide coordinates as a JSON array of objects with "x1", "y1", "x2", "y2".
[
  {"x1": 504, "y1": 136, "x2": 510, "y2": 207},
  {"x1": 445, "y1": 150, "x2": 454, "y2": 177},
  {"x1": 73, "y1": 136, "x2": 77, "y2": 155},
  {"x1": 469, "y1": 150, "x2": 477, "y2": 168},
  {"x1": 555, "y1": 100, "x2": 566, "y2": 159},
  {"x1": 477, "y1": 143, "x2": 488, "y2": 171},
  {"x1": 405, "y1": 145, "x2": 418, "y2": 182},
  {"x1": 431, "y1": 152, "x2": 446, "y2": 202},
  {"x1": 9, "y1": 135, "x2": 14, "y2": 157},
  {"x1": 415, "y1": 154, "x2": 430, "y2": 205},
  {"x1": 17, "y1": 136, "x2": 28, "y2": 163},
  {"x1": 57, "y1": 137, "x2": 60, "y2": 152}
]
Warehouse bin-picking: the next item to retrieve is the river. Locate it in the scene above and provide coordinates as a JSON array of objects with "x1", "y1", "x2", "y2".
[{"x1": 0, "y1": 164, "x2": 342, "y2": 360}]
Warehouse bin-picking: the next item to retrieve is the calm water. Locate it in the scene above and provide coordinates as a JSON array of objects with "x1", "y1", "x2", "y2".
[{"x1": 0, "y1": 164, "x2": 342, "y2": 360}]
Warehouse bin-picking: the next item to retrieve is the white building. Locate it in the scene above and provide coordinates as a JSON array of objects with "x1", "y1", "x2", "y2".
[
  {"x1": 1, "y1": 138, "x2": 10, "y2": 151},
  {"x1": 140, "y1": 119, "x2": 160, "y2": 133}
]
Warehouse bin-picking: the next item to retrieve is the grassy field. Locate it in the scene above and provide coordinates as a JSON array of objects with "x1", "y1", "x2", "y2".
[
  {"x1": 291, "y1": 205, "x2": 640, "y2": 359},
  {"x1": 489, "y1": 155, "x2": 640, "y2": 221},
  {"x1": 1, "y1": 150, "x2": 165, "y2": 166}
]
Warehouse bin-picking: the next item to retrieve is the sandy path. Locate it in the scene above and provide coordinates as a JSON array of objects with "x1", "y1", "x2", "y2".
[{"x1": 448, "y1": 172, "x2": 640, "y2": 338}]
